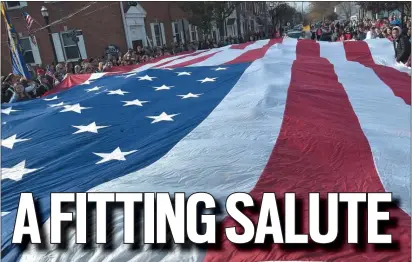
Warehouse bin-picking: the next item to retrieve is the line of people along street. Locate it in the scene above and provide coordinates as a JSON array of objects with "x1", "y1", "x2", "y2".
[{"x1": 2, "y1": 17, "x2": 411, "y2": 104}]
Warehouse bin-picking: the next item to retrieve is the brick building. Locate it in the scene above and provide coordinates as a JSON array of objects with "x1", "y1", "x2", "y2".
[
  {"x1": 1, "y1": 1, "x2": 196, "y2": 75},
  {"x1": 1, "y1": 1, "x2": 265, "y2": 75},
  {"x1": 1, "y1": 1, "x2": 127, "y2": 75}
]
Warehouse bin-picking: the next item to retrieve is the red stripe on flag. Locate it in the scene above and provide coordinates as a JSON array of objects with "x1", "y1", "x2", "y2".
[
  {"x1": 230, "y1": 41, "x2": 256, "y2": 50},
  {"x1": 343, "y1": 41, "x2": 411, "y2": 105},
  {"x1": 104, "y1": 63, "x2": 146, "y2": 73},
  {"x1": 204, "y1": 40, "x2": 411, "y2": 262},
  {"x1": 42, "y1": 74, "x2": 91, "y2": 97},
  {"x1": 103, "y1": 51, "x2": 198, "y2": 73},
  {"x1": 225, "y1": 38, "x2": 283, "y2": 65},
  {"x1": 166, "y1": 51, "x2": 221, "y2": 68},
  {"x1": 155, "y1": 50, "x2": 208, "y2": 68}
]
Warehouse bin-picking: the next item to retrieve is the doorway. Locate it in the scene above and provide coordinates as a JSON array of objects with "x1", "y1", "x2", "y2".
[{"x1": 132, "y1": 40, "x2": 143, "y2": 50}]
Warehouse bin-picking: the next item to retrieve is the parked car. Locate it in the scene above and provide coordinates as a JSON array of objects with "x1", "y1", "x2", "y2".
[
  {"x1": 293, "y1": 24, "x2": 303, "y2": 31},
  {"x1": 287, "y1": 31, "x2": 303, "y2": 39}
]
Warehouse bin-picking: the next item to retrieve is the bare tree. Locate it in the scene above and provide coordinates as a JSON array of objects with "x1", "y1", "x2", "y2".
[
  {"x1": 180, "y1": 1, "x2": 238, "y2": 40},
  {"x1": 179, "y1": 2, "x2": 214, "y2": 37},
  {"x1": 337, "y1": 2, "x2": 357, "y2": 20},
  {"x1": 309, "y1": 2, "x2": 337, "y2": 21},
  {"x1": 211, "y1": 2, "x2": 239, "y2": 39},
  {"x1": 269, "y1": 3, "x2": 297, "y2": 33}
]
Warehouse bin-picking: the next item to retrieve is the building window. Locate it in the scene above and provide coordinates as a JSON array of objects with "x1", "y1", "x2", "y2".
[
  {"x1": 6, "y1": 1, "x2": 27, "y2": 9},
  {"x1": 154, "y1": 24, "x2": 162, "y2": 46},
  {"x1": 172, "y1": 22, "x2": 180, "y2": 43},
  {"x1": 61, "y1": 32, "x2": 80, "y2": 60},
  {"x1": 190, "y1": 25, "x2": 197, "y2": 42},
  {"x1": 20, "y1": 38, "x2": 35, "y2": 64}
]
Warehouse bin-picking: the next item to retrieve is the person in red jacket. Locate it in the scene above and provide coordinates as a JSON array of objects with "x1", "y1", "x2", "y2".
[{"x1": 344, "y1": 27, "x2": 352, "y2": 40}]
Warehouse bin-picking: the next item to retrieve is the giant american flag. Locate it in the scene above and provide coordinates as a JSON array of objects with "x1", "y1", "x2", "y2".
[{"x1": 1, "y1": 38, "x2": 411, "y2": 262}]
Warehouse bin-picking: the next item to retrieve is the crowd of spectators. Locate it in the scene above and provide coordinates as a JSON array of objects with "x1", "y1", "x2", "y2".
[
  {"x1": 309, "y1": 15, "x2": 411, "y2": 64},
  {"x1": 1, "y1": 43, "x2": 189, "y2": 103},
  {"x1": 2, "y1": 14, "x2": 410, "y2": 104},
  {"x1": 1, "y1": 31, "x2": 272, "y2": 104}
]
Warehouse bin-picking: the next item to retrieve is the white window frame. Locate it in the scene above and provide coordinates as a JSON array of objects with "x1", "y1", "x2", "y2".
[
  {"x1": 189, "y1": 24, "x2": 198, "y2": 42},
  {"x1": 59, "y1": 30, "x2": 83, "y2": 62},
  {"x1": 150, "y1": 23, "x2": 165, "y2": 47},
  {"x1": 171, "y1": 21, "x2": 180, "y2": 43},
  {"x1": 19, "y1": 37, "x2": 36, "y2": 65},
  {"x1": 5, "y1": 1, "x2": 27, "y2": 10},
  {"x1": 154, "y1": 23, "x2": 162, "y2": 46}
]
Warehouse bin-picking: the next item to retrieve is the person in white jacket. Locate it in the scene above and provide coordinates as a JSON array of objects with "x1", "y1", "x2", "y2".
[{"x1": 366, "y1": 26, "x2": 377, "y2": 39}]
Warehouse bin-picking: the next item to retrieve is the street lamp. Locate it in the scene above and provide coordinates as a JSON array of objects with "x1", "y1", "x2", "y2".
[{"x1": 41, "y1": 6, "x2": 58, "y2": 65}]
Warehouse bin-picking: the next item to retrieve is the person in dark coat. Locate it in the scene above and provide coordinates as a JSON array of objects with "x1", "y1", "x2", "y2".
[
  {"x1": 392, "y1": 27, "x2": 411, "y2": 63},
  {"x1": 1, "y1": 74, "x2": 15, "y2": 103},
  {"x1": 1, "y1": 83, "x2": 14, "y2": 103}
]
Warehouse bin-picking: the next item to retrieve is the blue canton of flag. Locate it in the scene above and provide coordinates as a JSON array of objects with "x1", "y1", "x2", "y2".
[{"x1": 1, "y1": 63, "x2": 250, "y2": 261}]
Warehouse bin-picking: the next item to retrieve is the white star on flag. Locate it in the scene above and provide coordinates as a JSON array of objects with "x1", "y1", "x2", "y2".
[
  {"x1": 176, "y1": 72, "x2": 191, "y2": 76},
  {"x1": 154, "y1": 85, "x2": 174, "y2": 91},
  {"x1": 138, "y1": 75, "x2": 157, "y2": 81},
  {"x1": 2, "y1": 160, "x2": 40, "y2": 181},
  {"x1": 72, "y1": 122, "x2": 109, "y2": 134},
  {"x1": 60, "y1": 104, "x2": 91, "y2": 114},
  {"x1": 107, "y1": 89, "x2": 129, "y2": 96},
  {"x1": 48, "y1": 102, "x2": 65, "y2": 108},
  {"x1": 80, "y1": 80, "x2": 93, "y2": 85},
  {"x1": 197, "y1": 77, "x2": 217, "y2": 83},
  {"x1": 146, "y1": 112, "x2": 180, "y2": 123},
  {"x1": 93, "y1": 147, "x2": 138, "y2": 164},
  {"x1": 122, "y1": 99, "x2": 149, "y2": 107},
  {"x1": 43, "y1": 96, "x2": 59, "y2": 101},
  {"x1": 2, "y1": 122, "x2": 6, "y2": 125},
  {"x1": 1, "y1": 107, "x2": 19, "y2": 115},
  {"x1": 177, "y1": 93, "x2": 203, "y2": 99},
  {"x1": 86, "y1": 86, "x2": 103, "y2": 92},
  {"x1": 1, "y1": 134, "x2": 30, "y2": 149},
  {"x1": 214, "y1": 67, "x2": 227, "y2": 71}
]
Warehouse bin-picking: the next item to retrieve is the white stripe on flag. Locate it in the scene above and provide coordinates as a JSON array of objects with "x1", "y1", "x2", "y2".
[
  {"x1": 189, "y1": 39, "x2": 270, "y2": 67},
  {"x1": 157, "y1": 49, "x2": 219, "y2": 68},
  {"x1": 319, "y1": 41, "x2": 411, "y2": 215},
  {"x1": 20, "y1": 39, "x2": 298, "y2": 261},
  {"x1": 364, "y1": 38, "x2": 411, "y2": 74},
  {"x1": 133, "y1": 52, "x2": 200, "y2": 71},
  {"x1": 82, "y1": 52, "x2": 204, "y2": 82}
]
